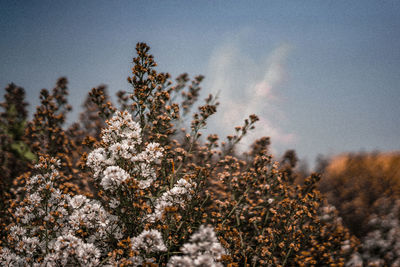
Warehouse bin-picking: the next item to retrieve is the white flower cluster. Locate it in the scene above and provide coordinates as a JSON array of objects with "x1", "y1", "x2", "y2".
[
  {"x1": 146, "y1": 178, "x2": 197, "y2": 223},
  {"x1": 351, "y1": 199, "x2": 400, "y2": 266},
  {"x1": 68, "y1": 195, "x2": 122, "y2": 243},
  {"x1": 0, "y1": 160, "x2": 119, "y2": 266},
  {"x1": 132, "y1": 229, "x2": 167, "y2": 254},
  {"x1": 43, "y1": 234, "x2": 101, "y2": 267},
  {"x1": 14, "y1": 177, "x2": 69, "y2": 226},
  {"x1": 168, "y1": 225, "x2": 226, "y2": 267},
  {"x1": 100, "y1": 166, "x2": 130, "y2": 192},
  {"x1": 0, "y1": 248, "x2": 24, "y2": 266},
  {"x1": 126, "y1": 229, "x2": 167, "y2": 266},
  {"x1": 87, "y1": 110, "x2": 164, "y2": 190},
  {"x1": 101, "y1": 110, "x2": 142, "y2": 146},
  {"x1": 0, "y1": 160, "x2": 67, "y2": 265}
]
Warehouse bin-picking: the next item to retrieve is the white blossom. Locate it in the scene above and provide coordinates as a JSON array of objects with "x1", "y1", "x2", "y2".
[
  {"x1": 167, "y1": 225, "x2": 225, "y2": 267},
  {"x1": 0, "y1": 248, "x2": 24, "y2": 266},
  {"x1": 86, "y1": 110, "x2": 164, "y2": 190},
  {"x1": 109, "y1": 198, "x2": 121, "y2": 208},
  {"x1": 86, "y1": 147, "x2": 108, "y2": 176},
  {"x1": 47, "y1": 234, "x2": 101, "y2": 267},
  {"x1": 146, "y1": 178, "x2": 196, "y2": 222},
  {"x1": 69, "y1": 194, "x2": 88, "y2": 209},
  {"x1": 131, "y1": 229, "x2": 167, "y2": 254},
  {"x1": 101, "y1": 165, "x2": 130, "y2": 191},
  {"x1": 167, "y1": 255, "x2": 194, "y2": 267},
  {"x1": 101, "y1": 110, "x2": 141, "y2": 145}
]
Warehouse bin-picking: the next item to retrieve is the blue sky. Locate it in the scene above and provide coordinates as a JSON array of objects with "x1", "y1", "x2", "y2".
[{"x1": 1, "y1": 0, "x2": 399, "y2": 167}]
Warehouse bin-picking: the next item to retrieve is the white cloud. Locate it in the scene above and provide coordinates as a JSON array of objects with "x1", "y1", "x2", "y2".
[{"x1": 203, "y1": 36, "x2": 295, "y2": 154}]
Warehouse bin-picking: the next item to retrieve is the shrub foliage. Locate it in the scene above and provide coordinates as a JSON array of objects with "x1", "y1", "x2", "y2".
[{"x1": 0, "y1": 43, "x2": 357, "y2": 266}]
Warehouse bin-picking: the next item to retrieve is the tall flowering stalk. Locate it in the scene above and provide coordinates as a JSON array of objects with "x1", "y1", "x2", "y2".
[{"x1": 87, "y1": 110, "x2": 164, "y2": 237}]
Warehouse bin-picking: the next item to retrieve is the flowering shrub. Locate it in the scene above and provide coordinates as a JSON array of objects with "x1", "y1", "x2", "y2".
[
  {"x1": 0, "y1": 157, "x2": 106, "y2": 266},
  {"x1": 0, "y1": 113, "x2": 222, "y2": 265},
  {"x1": 0, "y1": 42, "x2": 358, "y2": 266}
]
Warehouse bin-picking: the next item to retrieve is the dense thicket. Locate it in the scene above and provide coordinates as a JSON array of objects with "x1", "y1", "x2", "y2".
[{"x1": 0, "y1": 42, "x2": 380, "y2": 266}]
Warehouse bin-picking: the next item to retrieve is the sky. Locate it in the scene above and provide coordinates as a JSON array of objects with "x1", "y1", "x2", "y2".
[{"x1": 1, "y1": 0, "x2": 399, "y2": 168}]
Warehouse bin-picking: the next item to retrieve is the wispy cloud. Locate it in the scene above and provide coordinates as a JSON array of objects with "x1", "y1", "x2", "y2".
[{"x1": 204, "y1": 36, "x2": 295, "y2": 154}]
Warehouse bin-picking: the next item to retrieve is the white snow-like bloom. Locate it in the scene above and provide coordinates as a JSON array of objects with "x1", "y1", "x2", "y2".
[
  {"x1": 18, "y1": 236, "x2": 40, "y2": 256},
  {"x1": 101, "y1": 110, "x2": 142, "y2": 145},
  {"x1": 346, "y1": 199, "x2": 400, "y2": 266},
  {"x1": 341, "y1": 240, "x2": 351, "y2": 253},
  {"x1": 69, "y1": 194, "x2": 87, "y2": 209},
  {"x1": 142, "y1": 142, "x2": 164, "y2": 163},
  {"x1": 137, "y1": 178, "x2": 153, "y2": 189},
  {"x1": 1, "y1": 157, "x2": 120, "y2": 265},
  {"x1": 86, "y1": 110, "x2": 164, "y2": 190},
  {"x1": 130, "y1": 143, "x2": 163, "y2": 164},
  {"x1": 131, "y1": 143, "x2": 164, "y2": 188},
  {"x1": 86, "y1": 147, "x2": 109, "y2": 176},
  {"x1": 109, "y1": 142, "x2": 133, "y2": 161},
  {"x1": 28, "y1": 192, "x2": 42, "y2": 206},
  {"x1": 68, "y1": 194, "x2": 122, "y2": 243},
  {"x1": 346, "y1": 253, "x2": 363, "y2": 267},
  {"x1": 131, "y1": 229, "x2": 167, "y2": 254},
  {"x1": 129, "y1": 256, "x2": 144, "y2": 266},
  {"x1": 47, "y1": 234, "x2": 101, "y2": 267},
  {"x1": 68, "y1": 195, "x2": 117, "y2": 233},
  {"x1": 182, "y1": 225, "x2": 225, "y2": 258},
  {"x1": 135, "y1": 162, "x2": 157, "y2": 189},
  {"x1": 0, "y1": 248, "x2": 24, "y2": 266},
  {"x1": 146, "y1": 178, "x2": 196, "y2": 222},
  {"x1": 194, "y1": 254, "x2": 219, "y2": 267},
  {"x1": 167, "y1": 255, "x2": 194, "y2": 267},
  {"x1": 12, "y1": 159, "x2": 70, "y2": 229},
  {"x1": 109, "y1": 198, "x2": 121, "y2": 209},
  {"x1": 101, "y1": 165, "x2": 130, "y2": 191},
  {"x1": 9, "y1": 226, "x2": 26, "y2": 241},
  {"x1": 167, "y1": 225, "x2": 225, "y2": 267}
]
